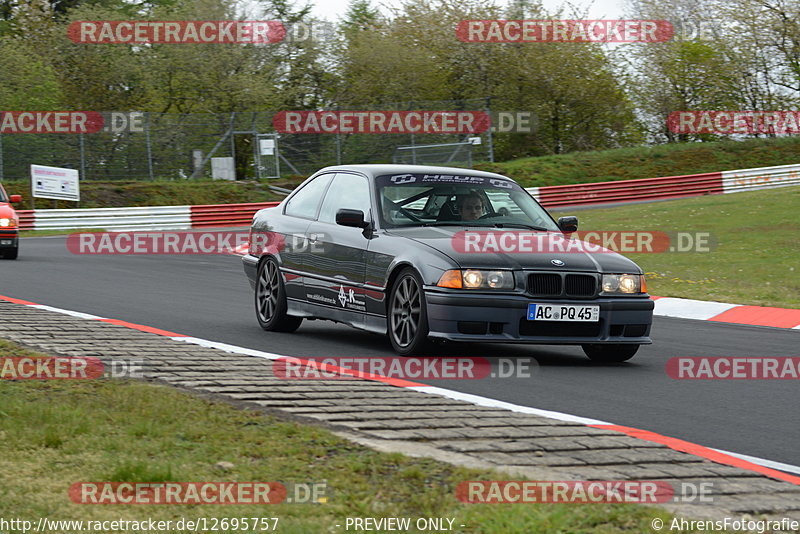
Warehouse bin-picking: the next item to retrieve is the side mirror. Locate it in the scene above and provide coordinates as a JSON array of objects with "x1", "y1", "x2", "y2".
[
  {"x1": 9, "y1": 195, "x2": 22, "y2": 203},
  {"x1": 336, "y1": 209, "x2": 369, "y2": 228},
  {"x1": 558, "y1": 216, "x2": 578, "y2": 233}
]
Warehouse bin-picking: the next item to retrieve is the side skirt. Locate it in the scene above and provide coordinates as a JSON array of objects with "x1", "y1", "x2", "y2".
[{"x1": 287, "y1": 298, "x2": 387, "y2": 335}]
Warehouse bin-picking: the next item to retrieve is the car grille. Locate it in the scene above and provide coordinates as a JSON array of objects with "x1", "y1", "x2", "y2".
[
  {"x1": 527, "y1": 273, "x2": 561, "y2": 296},
  {"x1": 527, "y1": 273, "x2": 597, "y2": 298},
  {"x1": 565, "y1": 274, "x2": 596, "y2": 297}
]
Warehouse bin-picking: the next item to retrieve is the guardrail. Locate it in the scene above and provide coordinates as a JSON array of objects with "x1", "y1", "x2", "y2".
[
  {"x1": 191, "y1": 202, "x2": 278, "y2": 228},
  {"x1": 16, "y1": 162, "x2": 800, "y2": 231},
  {"x1": 18, "y1": 206, "x2": 191, "y2": 231},
  {"x1": 720, "y1": 163, "x2": 800, "y2": 193},
  {"x1": 529, "y1": 172, "x2": 724, "y2": 207},
  {"x1": 526, "y1": 162, "x2": 800, "y2": 207},
  {"x1": 18, "y1": 210, "x2": 35, "y2": 231}
]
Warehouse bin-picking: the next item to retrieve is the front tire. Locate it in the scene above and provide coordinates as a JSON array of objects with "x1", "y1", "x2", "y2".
[
  {"x1": 255, "y1": 258, "x2": 302, "y2": 333},
  {"x1": 388, "y1": 268, "x2": 430, "y2": 355},
  {"x1": 582, "y1": 344, "x2": 639, "y2": 363}
]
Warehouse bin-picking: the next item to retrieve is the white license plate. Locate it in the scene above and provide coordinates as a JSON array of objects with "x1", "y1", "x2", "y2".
[
  {"x1": 527, "y1": 304, "x2": 599, "y2": 322},
  {"x1": 0, "y1": 240, "x2": 12, "y2": 246}
]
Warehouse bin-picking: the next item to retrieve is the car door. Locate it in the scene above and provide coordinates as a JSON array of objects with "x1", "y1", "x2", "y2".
[
  {"x1": 304, "y1": 172, "x2": 373, "y2": 327},
  {"x1": 278, "y1": 172, "x2": 335, "y2": 301}
]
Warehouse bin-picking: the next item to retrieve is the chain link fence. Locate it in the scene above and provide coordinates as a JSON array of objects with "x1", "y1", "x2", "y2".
[{"x1": 0, "y1": 98, "x2": 495, "y2": 182}]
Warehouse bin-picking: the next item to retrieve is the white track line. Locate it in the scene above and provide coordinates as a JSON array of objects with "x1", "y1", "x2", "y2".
[
  {"x1": 170, "y1": 336, "x2": 286, "y2": 360},
  {"x1": 7, "y1": 299, "x2": 800, "y2": 479},
  {"x1": 407, "y1": 385, "x2": 610, "y2": 425},
  {"x1": 653, "y1": 297, "x2": 738, "y2": 321},
  {"x1": 171, "y1": 330, "x2": 800, "y2": 477},
  {"x1": 28, "y1": 304, "x2": 105, "y2": 320},
  {"x1": 710, "y1": 449, "x2": 800, "y2": 476}
]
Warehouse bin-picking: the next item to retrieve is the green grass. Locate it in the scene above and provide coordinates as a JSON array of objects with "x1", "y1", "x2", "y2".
[
  {"x1": 5, "y1": 137, "x2": 800, "y2": 209},
  {"x1": 0, "y1": 338, "x2": 724, "y2": 533},
  {"x1": 19, "y1": 228, "x2": 107, "y2": 237},
  {"x1": 552, "y1": 186, "x2": 800, "y2": 308},
  {"x1": 2, "y1": 179, "x2": 284, "y2": 209},
  {"x1": 476, "y1": 137, "x2": 800, "y2": 187}
]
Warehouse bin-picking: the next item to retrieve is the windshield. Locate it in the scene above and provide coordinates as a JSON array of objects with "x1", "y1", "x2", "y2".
[
  {"x1": 376, "y1": 173, "x2": 559, "y2": 231},
  {"x1": 0, "y1": 185, "x2": 6, "y2": 203}
]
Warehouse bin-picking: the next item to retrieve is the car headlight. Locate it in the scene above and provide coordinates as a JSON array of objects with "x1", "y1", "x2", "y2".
[
  {"x1": 437, "y1": 269, "x2": 514, "y2": 290},
  {"x1": 601, "y1": 274, "x2": 646, "y2": 294},
  {"x1": 0, "y1": 218, "x2": 14, "y2": 227}
]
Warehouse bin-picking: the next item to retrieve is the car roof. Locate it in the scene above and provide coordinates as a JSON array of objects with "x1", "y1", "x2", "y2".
[{"x1": 314, "y1": 164, "x2": 515, "y2": 182}]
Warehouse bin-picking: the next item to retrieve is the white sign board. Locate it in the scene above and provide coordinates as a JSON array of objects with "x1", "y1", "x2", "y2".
[
  {"x1": 31, "y1": 164, "x2": 80, "y2": 202},
  {"x1": 259, "y1": 139, "x2": 275, "y2": 156},
  {"x1": 211, "y1": 157, "x2": 236, "y2": 181}
]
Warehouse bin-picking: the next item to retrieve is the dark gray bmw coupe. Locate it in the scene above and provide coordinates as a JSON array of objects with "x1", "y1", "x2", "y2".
[{"x1": 243, "y1": 165, "x2": 653, "y2": 361}]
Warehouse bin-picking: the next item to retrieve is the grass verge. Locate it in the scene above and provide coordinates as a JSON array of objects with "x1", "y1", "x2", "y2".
[
  {"x1": 4, "y1": 138, "x2": 800, "y2": 209},
  {"x1": 477, "y1": 137, "x2": 800, "y2": 187},
  {"x1": 0, "y1": 338, "x2": 722, "y2": 534},
  {"x1": 552, "y1": 186, "x2": 800, "y2": 308},
  {"x1": 3, "y1": 180, "x2": 283, "y2": 209},
  {"x1": 19, "y1": 228, "x2": 108, "y2": 237}
]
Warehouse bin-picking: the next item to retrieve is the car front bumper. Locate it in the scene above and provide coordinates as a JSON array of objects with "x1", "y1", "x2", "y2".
[
  {"x1": 425, "y1": 289, "x2": 653, "y2": 344},
  {"x1": 0, "y1": 230, "x2": 18, "y2": 249}
]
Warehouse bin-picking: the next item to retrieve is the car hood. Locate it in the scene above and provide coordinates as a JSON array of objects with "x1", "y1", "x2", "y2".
[{"x1": 385, "y1": 226, "x2": 642, "y2": 273}]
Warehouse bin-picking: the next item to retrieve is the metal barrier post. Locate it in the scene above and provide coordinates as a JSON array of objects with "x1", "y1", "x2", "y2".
[
  {"x1": 79, "y1": 133, "x2": 86, "y2": 180},
  {"x1": 145, "y1": 112, "x2": 154, "y2": 180},
  {"x1": 486, "y1": 96, "x2": 494, "y2": 163}
]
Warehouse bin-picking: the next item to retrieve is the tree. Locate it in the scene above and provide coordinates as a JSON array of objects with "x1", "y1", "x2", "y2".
[
  {"x1": 335, "y1": 0, "x2": 641, "y2": 158},
  {"x1": 341, "y1": 0, "x2": 379, "y2": 34},
  {"x1": 625, "y1": 0, "x2": 743, "y2": 142},
  {"x1": 0, "y1": 36, "x2": 63, "y2": 108}
]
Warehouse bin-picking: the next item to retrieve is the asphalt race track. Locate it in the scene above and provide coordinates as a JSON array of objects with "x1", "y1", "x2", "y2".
[{"x1": 3, "y1": 235, "x2": 799, "y2": 469}]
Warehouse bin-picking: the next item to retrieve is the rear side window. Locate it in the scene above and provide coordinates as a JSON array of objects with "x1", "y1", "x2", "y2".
[
  {"x1": 317, "y1": 173, "x2": 371, "y2": 224},
  {"x1": 284, "y1": 173, "x2": 334, "y2": 219}
]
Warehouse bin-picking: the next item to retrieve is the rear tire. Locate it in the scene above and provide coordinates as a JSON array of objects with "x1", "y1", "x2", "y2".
[
  {"x1": 2, "y1": 246, "x2": 17, "y2": 260},
  {"x1": 388, "y1": 268, "x2": 431, "y2": 356},
  {"x1": 582, "y1": 344, "x2": 639, "y2": 363},
  {"x1": 255, "y1": 258, "x2": 302, "y2": 333}
]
